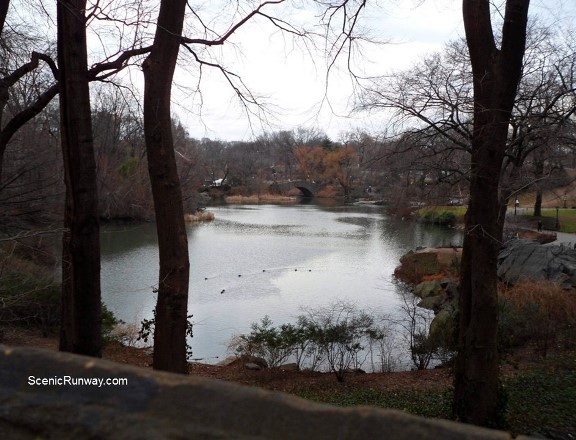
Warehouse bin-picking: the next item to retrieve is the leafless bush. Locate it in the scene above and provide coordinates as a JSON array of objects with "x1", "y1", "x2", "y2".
[
  {"x1": 499, "y1": 281, "x2": 576, "y2": 357},
  {"x1": 110, "y1": 323, "x2": 141, "y2": 347}
]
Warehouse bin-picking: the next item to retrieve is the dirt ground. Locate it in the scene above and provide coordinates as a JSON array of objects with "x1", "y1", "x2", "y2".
[{"x1": 1, "y1": 326, "x2": 541, "y2": 397}]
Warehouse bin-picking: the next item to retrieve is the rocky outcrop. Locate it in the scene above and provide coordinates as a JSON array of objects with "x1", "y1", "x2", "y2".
[
  {"x1": 395, "y1": 248, "x2": 462, "y2": 349},
  {"x1": 497, "y1": 240, "x2": 576, "y2": 288},
  {"x1": 394, "y1": 248, "x2": 461, "y2": 284},
  {"x1": 0, "y1": 345, "x2": 534, "y2": 440},
  {"x1": 412, "y1": 279, "x2": 459, "y2": 346},
  {"x1": 217, "y1": 355, "x2": 269, "y2": 370}
]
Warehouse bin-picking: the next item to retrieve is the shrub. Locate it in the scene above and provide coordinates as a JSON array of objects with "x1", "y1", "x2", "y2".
[
  {"x1": 499, "y1": 281, "x2": 576, "y2": 357},
  {"x1": 1, "y1": 241, "x2": 124, "y2": 342},
  {"x1": 396, "y1": 289, "x2": 437, "y2": 370},
  {"x1": 231, "y1": 302, "x2": 395, "y2": 380},
  {"x1": 116, "y1": 156, "x2": 140, "y2": 178},
  {"x1": 230, "y1": 316, "x2": 295, "y2": 367},
  {"x1": 419, "y1": 209, "x2": 457, "y2": 227},
  {"x1": 1, "y1": 245, "x2": 62, "y2": 334},
  {"x1": 102, "y1": 302, "x2": 124, "y2": 343},
  {"x1": 306, "y1": 302, "x2": 377, "y2": 382},
  {"x1": 109, "y1": 322, "x2": 141, "y2": 347}
]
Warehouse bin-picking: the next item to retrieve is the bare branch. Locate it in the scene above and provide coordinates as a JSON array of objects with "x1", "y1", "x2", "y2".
[
  {"x1": 181, "y1": 0, "x2": 287, "y2": 47},
  {"x1": 89, "y1": 46, "x2": 152, "y2": 80},
  {"x1": 0, "y1": 227, "x2": 68, "y2": 243},
  {"x1": 0, "y1": 83, "x2": 58, "y2": 148}
]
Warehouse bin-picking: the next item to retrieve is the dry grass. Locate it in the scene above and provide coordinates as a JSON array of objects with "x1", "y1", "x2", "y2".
[
  {"x1": 500, "y1": 281, "x2": 576, "y2": 323},
  {"x1": 499, "y1": 281, "x2": 576, "y2": 356},
  {"x1": 184, "y1": 211, "x2": 215, "y2": 223},
  {"x1": 225, "y1": 194, "x2": 297, "y2": 204}
]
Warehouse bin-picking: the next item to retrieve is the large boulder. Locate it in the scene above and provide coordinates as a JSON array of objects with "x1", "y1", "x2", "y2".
[
  {"x1": 0, "y1": 345, "x2": 526, "y2": 440},
  {"x1": 395, "y1": 248, "x2": 461, "y2": 284},
  {"x1": 414, "y1": 280, "x2": 442, "y2": 299},
  {"x1": 407, "y1": 278, "x2": 459, "y2": 353},
  {"x1": 497, "y1": 240, "x2": 576, "y2": 288},
  {"x1": 413, "y1": 280, "x2": 458, "y2": 313}
]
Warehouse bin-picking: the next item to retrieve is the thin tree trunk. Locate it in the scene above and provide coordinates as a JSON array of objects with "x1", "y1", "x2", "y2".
[
  {"x1": 57, "y1": 0, "x2": 102, "y2": 356},
  {"x1": 533, "y1": 159, "x2": 544, "y2": 217},
  {"x1": 454, "y1": 0, "x2": 530, "y2": 426},
  {"x1": 143, "y1": 0, "x2": 190, "y2": 373},
  {"x1": 0, "y1": 0, "x2": 8, "y2": 36},
  {"x1": 534, "y1": 188, "x2": 543, "y2": 217}
]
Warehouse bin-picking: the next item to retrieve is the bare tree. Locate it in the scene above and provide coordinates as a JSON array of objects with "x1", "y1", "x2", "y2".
[
  {"x1": 57, "y1": 0, "x2": 102, "y2": 356},
  {"x1": 358, "y1": 25, "x2": 576, "y2": 211},
  {"x1": 142, "y1": 0, "x2": 190, "y2": 373},
  {"x1": 0, "y1": 0, "x2": 59, "y2": 188},
  {"x1": 0, "y1": 0, "x2": 153, "y2": 218},
  {"x1": 454, "y1": 0, "x2": 530, "y2": 426},
  {"x1": 91, "y1": 85, "x2": 154, "y2": 220}
]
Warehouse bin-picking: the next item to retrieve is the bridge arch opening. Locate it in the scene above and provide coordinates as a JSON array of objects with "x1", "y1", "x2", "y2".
[{"x1": 295, "y1": 186, "x2": 314, "y2": 198}]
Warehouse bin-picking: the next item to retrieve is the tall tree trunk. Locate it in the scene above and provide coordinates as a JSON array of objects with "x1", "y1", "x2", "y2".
[
  {"x1": 57, "y1": 0, "x2": 102, "y2": 356},
  {"x1": 454, "y1": 0, "x2": 530, "y2": 426},
  {"x1": 143, "y1": 0, "x2": 190, "y2": 373},
  {"x1": 534, "y1": 188, "x2": 543, "y2": 217},
  {"x1": 0, "y1": 0, "x2": 8, "y2": 36},
  {"x1": 533, "y1": 159, "x2": 544, "y2": 217}
]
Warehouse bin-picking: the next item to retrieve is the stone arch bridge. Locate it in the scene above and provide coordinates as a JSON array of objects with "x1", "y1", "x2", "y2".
[{"x1": 274, "y1": 180, "x2": 324, "y2": 197}]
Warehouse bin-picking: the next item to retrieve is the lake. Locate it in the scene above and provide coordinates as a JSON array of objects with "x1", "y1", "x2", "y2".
[{"x1": 100, "y1": 203, "x2": 462, "y2": 365}]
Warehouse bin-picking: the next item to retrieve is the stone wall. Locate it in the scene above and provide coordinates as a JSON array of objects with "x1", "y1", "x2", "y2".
[{"x1": 0, "y1": 345, "x2": 533, "y2": 439}]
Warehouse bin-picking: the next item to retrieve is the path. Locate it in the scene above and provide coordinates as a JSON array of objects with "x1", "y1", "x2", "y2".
[{"x1": 545, "y1": 231, "x2": 576, "y2": 247}]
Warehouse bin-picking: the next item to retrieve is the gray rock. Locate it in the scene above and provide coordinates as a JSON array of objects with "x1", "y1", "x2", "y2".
[
  {"x1": 441, "y1": 280, "x2": 459, "y2": 301},
  {"x1": 498, "y1": 240, "x2": 576, "y2": 288},
  {"x1": 0, "y1": 345, "x2": 534, "y2": 440},
  {"x1": 429, "y1": 309, "x2": 455, "y2": 343},
  {"x1": 417, "y1": 295, "x2": 444, "y2": 311},
  {"x1": 244, "y1": 355, "x2": 268, "y2": 369},
  {"x1": 244, "y1": 362, "x2": 262, "y2": 371},
  {"x1": 413, "y1": 280, "x2": 442, "y2": 299},
  {"x1": 217, "y1": 356, "x2": 238, "y2": 366}
]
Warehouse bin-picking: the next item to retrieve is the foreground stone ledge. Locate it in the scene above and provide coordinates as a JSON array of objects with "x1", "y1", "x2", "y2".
[{"x1": 0, "y1": 345, "x2": 532, "y2": 439}]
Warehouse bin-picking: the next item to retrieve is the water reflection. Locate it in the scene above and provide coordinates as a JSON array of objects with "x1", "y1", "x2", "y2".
[{"x1": 101, "y1": 203, "x2": 462, "y2": 365}]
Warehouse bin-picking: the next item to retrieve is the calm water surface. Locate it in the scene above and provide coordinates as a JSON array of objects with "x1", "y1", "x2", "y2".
[{"x1": 101, "y1": 204, "x2": 462, "y2": 363}]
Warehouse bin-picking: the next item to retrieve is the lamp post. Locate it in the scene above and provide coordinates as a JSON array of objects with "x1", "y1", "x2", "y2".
[{"x1": 556, "y1": 207, "x2": 560, "y2": 230}]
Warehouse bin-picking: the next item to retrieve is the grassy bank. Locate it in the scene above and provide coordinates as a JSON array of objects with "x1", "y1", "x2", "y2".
[
  {"x1": 540, "y1": 209, "x2": 576, "y2": 233},
  {"x1": 296, "y1": 351, "x2": 575, "y2": 438},
  {"x1": 504, "y1": 353, "x2": 576, "y2": 438},
  {"x1": 297, "y1": 387, "x2": 453, "y2": 419},
  {"x1": 518, "y1": 208, "x2": 576, "y2": 233},
  {"x1": 417, "y1": 206, "x2": 467, "y2": 226},
  {"x1": 420, "y1": 205, "x2": 576, "y2": 233}
]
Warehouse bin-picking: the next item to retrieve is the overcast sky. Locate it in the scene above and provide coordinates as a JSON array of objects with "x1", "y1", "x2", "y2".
[
  {"x1": 18, "y1": 0, "x2": 573, "y2": 143},
  {"x1": 173, "y1": 0, "x2": 464, "y2": 142},
  {"x1": 169, "y1": 0, "x2": 576, "y2": 142}
]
